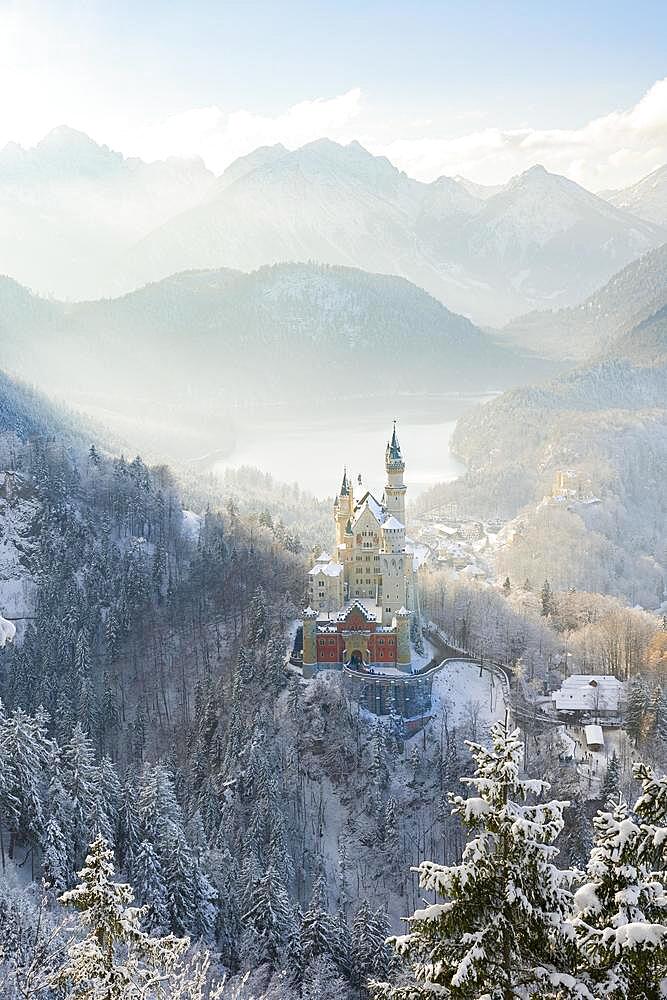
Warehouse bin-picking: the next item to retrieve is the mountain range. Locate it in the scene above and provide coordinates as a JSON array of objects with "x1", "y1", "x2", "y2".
[
  {"x1": 601, "y1": 164, "x2": 667, "y2": 226},
  {"x1": 0, "y1": 262, "x2": 552, "y2": 462},
  {"x1": 2, "y1": 128, "x2": 667, "y2": 326},
  {"x1": 0, "y1": 126, "x2": 215, "y2": 300}
]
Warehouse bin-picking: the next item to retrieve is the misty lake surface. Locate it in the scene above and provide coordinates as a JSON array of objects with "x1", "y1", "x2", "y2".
[{"x1": 213, "y1": 394, "x2": 495, "y2": 499}]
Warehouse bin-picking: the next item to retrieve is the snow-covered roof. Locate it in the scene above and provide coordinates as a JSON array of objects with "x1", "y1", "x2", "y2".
[
  {"x1": 0, "y1": 616, "x2": 16, "y2": 648},
  {"x1": 337, "y1": 599, "x2": 377, "y2": 623},
  {"x1": 309, "y1": 560, "x2": 343, "y2": 577},
  {"x1": 584, "y1": 724, "x2": 604, "y2": 747},
  {"x1": 316, "y1": 551, "x2": 332, "y2": 563},
  {"x1": 352, "y1": 491, "x2": 386, "y2": 526},
  {"x1": 382, "y1": 515, "x2": 404, "y2": 531},
  {"x1": 552, "y1": 675, "x2": 622, "y2": 712}
]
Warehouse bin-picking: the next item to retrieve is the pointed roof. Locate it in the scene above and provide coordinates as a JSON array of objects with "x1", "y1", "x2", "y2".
[
  {"x1": 352, "y1": 491, "x2": 385, "y2": 526},
  {"x1": 337, "y1": 599, "x2": 377, "y2": 623},
  {"x1": 340, "y1": 467, "x2": 350, "y2": 496},
  {"x1": 386, "y1": 421, "x2": 404, "y2": 466}
]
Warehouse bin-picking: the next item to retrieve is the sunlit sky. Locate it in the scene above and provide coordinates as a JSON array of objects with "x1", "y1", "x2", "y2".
[{"x1": 3, "y1": 0, "x2": 667, "y2": 187}]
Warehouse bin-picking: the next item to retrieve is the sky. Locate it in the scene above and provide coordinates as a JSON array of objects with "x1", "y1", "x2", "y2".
[{"x1": 2, "y1": 0, "x2": 667, "y2": 188}]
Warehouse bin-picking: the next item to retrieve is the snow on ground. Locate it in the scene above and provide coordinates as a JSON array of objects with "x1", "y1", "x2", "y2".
[
  {"x1": 565, "y1": 724, "x2": 631, "y2": 799},
  {"x1": 431, "y1": 659, "x2": 507, "y2": 730},
  {"x1": 0, "y1": 483, "x2": 39, "y2": 622},
  {"x1": 181, "y1": 509, "x2": 202, "y2": 542}
]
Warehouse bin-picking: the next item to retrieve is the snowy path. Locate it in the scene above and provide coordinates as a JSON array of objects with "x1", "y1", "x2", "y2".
[{"x1": 430, "y1": 658, "x2": 507, "y2": 729}]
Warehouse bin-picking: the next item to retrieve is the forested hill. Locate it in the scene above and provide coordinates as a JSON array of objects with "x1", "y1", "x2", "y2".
[
  {"x1": 416, "y1": 320, "x2": 667, "y2": 605},
  {"x1": 0, "y1": 263, "x2": 551, "y2": 432},
  {"x1": 0, "y1": 366, "x2": 479, "y2": 998},
  {"x1": 0, "y1": 365, "x2": 100, "y2": 444},
  {"x1": 500, "y1": 241, "x2": 667, "y2": 362}
]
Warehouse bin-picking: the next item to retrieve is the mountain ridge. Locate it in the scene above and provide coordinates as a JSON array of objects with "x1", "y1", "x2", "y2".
[{"x1": 0, "y1": 128, "x2": 664, "y2": 324}]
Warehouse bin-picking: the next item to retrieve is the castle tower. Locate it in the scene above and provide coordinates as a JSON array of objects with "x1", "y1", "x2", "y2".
[
  {"x1": 302, "y1": 607, "x2": 318, "y2": 679},
  {"x1": 334, "y1": 468, "x2": 354, "y2": 549},
  {"x1": 380, "y1": 515, "x2": 407, "y2": 625},
  {"x1": 384, "y1": 423, "x2": 406, "y2": 527},
  {"x1": 394, "y1": 607, "x2": 412, "y2": 670}
]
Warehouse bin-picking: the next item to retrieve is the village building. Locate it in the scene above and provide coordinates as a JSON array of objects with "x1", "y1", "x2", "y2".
[
  {"x1": 552, "y1": 674, "x2": 623, "y2": 720},
  {"x1": 302, "y1": 425, "x2": 422, "y2": 678}
]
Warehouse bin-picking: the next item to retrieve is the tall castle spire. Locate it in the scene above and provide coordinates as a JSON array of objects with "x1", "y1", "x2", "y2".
[
  {"x1": 385, "y1": 420, "x2": 405, "y2": 472},
  {"x1": 384, "y1": 421, "x2": 406, "y2": 526}
]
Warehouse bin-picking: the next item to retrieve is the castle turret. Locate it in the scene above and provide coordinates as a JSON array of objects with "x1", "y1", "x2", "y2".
[
  {"x1": 380, "y1": 515, "x2": 407, "y2": 625},
  {"x1": 384, "y1": 423, "x2": 406, "y2": 527},
  {"x1": 335, "y1": 467, "x2": 354, "y2": 549},
  {"x1": 394, "y1": 607, "x2": 412, "y2": 670},
  {"x1": 302, "y1": 607, "x2": 318, "y2": 679}
]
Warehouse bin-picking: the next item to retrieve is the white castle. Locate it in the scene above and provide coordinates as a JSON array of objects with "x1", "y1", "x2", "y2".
[{"x1": 302, "y1": 425, "x2": 421, "y2": 677}]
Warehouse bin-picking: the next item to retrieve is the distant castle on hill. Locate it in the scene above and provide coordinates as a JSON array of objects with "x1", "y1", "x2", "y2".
[{"x1": 301, "y1": 425, "x2": 422, "y2": 679}]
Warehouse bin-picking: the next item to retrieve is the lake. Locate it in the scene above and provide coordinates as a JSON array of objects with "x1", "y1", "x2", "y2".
[{"x1": 213, "y1": 393, "x2": 494, "y2": 499}]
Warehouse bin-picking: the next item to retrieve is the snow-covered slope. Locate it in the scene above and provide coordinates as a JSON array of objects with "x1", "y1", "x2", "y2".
[
  {"x1": 460, "y1": 165, "x2": 664, "y2": 308},
  {"x1": 601, "y1": 163, "x2": 667, "y2": 226},
  {"x1": 502, "y1": 241, "x2": 667, "y2": 361}
]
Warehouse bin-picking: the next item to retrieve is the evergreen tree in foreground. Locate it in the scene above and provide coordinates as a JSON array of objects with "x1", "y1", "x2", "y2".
[
  {"x1": 570, "y1": 764, "x2": 667, "y2": 1000},
  {"x1": 52, "y1": 834, "x2": 222, "y2": 999},
  {"x1": 371, "y1": 719, "x2": 583, "y2": 1000}
]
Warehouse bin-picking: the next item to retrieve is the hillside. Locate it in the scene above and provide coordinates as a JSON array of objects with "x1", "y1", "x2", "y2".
[
  {"x1": 601, "y1": 163, "x2": 667, "y2": 226},
  {"x1": 416, "y1": 318, "x2": 667, "y2": 606},
  {"x1": 0, "y1": 263, "x2": 552, "y2": 463},
  {"x1": 501, "y1": 241, "x2": 667, "y2": 361}
]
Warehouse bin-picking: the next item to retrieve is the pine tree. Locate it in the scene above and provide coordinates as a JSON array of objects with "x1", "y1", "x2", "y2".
[
  {"x1": 503, "y1": 576, "x2": 512, "y2": 596},
  {"x1": 601, "y1": 751, "x2": 620, "y2": 804},
  {"x1": 372, "y1": 719, "x2": 581, "y2": 999},
  {"x1": 241, "y1": 865, "x2": 294, "y2": 968},
  {"x1": 164, "y1": 830, "x2": 196, "y2": 936},
  {"x1": 541, "y1": 579, "x2": 553, "y2": 617},
  {"x1": 626, "y1": 675, "x2": 651, "y2": 745},
  {"x1": 132, "y1": 838, "x2": 169, "y2": 931},
  {"x1": 571, "y1": 792, "x2": 667, "y2": 1000},
  {"x1": 301, "y1": 955, "x2": 349, "y2": 1000},
  {"x1": 565, "y1": 794, "x2": 593, "y2": 870},
  {"x1": 53, "y1": 834, "x2": 191, "y2": 999},
  {"x1": 248, "y1": 586, "x2": 269, "y2": 647},
  {"x1": 301, "y1": 874, "x2": 336, "y2": 967},
  {"x1": 352, "y1": 900, "x2": 392, "y2": 993}
]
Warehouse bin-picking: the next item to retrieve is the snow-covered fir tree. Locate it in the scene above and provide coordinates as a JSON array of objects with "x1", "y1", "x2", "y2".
[
  {"x1": 372, "y1": 719, "x2": 583, "y2": 999},
  {"x1": 53, "y1": 834, "x2": 207, "y2": 999},
  {"x1": 571, "y1": 798, "x2": 667, "y2": 999}
]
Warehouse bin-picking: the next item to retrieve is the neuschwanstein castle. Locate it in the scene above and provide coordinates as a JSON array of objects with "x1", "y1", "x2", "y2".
[{"x1": 301, "y1": 425, "x2": 422, "y2": 678}]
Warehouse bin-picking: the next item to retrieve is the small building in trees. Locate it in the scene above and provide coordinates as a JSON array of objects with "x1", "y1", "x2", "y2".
[
  {"x1": 584, "y1": 724, "x2": 605, "y2": 750},
  {"x1": 552, "y1": 674, "x2": 623, "y2": 721}
]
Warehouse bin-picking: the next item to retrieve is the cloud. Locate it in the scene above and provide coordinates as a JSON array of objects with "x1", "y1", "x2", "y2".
[
  {"x1": 372, "y1": 78, "x2": 667, "y2": 190},
  {"x1": 129, "y1": 89, "x2": 362, "y2": 172}
]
